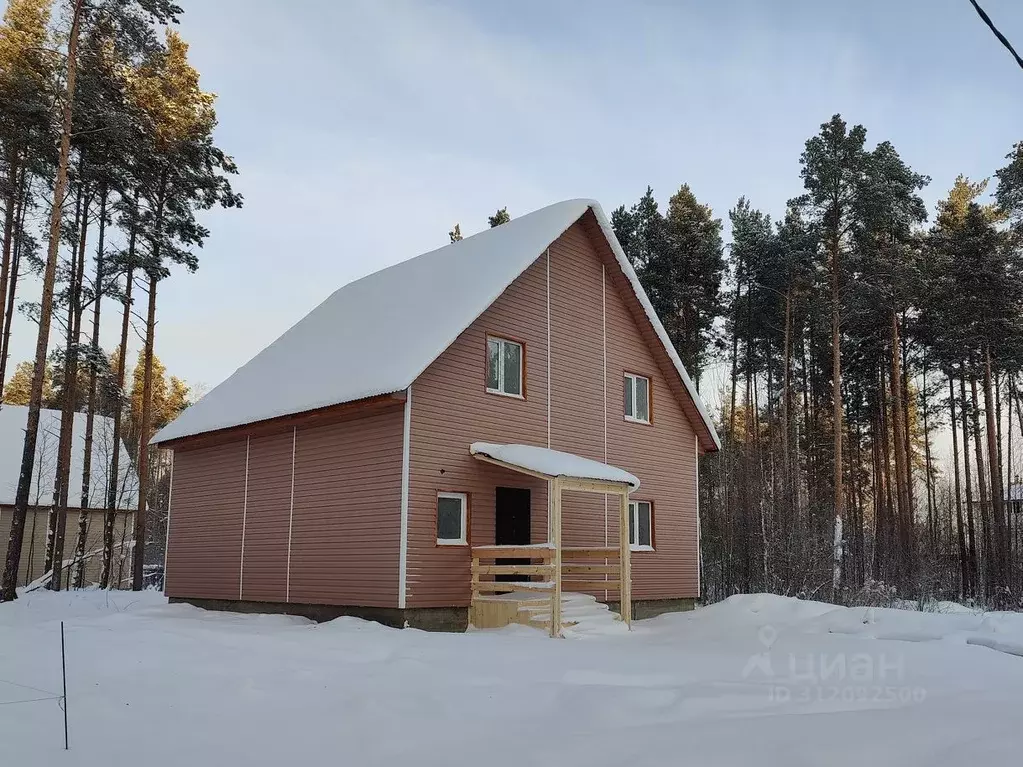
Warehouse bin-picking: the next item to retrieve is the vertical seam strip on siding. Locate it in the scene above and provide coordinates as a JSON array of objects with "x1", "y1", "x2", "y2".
[
  {"x1": 603, "y1": 263, "x2": 608, "y2": 548},
  {"x1": 162, "y1": 454, "x2": 175, "y2": 596},
  {"x1": 546, "y1": 247, "x2": 552, "y2": 543},
  {"x1": 603, "y1": 263, "x2": 609, "y2": 601},
  {"x1": 286, "y1": 427, "x2": 296, "y2": 602},
  {"x1": 546, "y1": 247, "x2": 551, "y2": 449},
  {"x1": 695, "y1": 431, "x2": 701, "y2": 597},
  {"x1": 398, "y1": 385, "x2": 412, "y2": 610},
  {"x1": 239, "y1": 436, "x2": 250, "y2": 600}
]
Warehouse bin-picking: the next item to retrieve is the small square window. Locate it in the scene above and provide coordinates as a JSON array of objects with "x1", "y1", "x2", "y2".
[
  {"x1": 486, "y1": 337, "x2": 523, "y2": 397},
  {"x1": 628, "y1": 501, "x2": 653, "y2": 550},
  {"x1": 437, "y1": 492, "x2": 467, "y2": 545},
  {"x1": 624, "y1": 373, "x2": 650, "y2": 423}
]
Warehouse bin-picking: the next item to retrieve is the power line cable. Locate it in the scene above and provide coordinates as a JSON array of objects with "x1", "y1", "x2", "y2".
[{"x1": 969, "y1": 0, "x2": 1023, "y2": 71}]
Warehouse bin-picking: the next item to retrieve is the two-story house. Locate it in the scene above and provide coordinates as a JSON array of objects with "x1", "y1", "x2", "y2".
[{"x1": 152, "y1": 199, "x2": 720, "y2": 634}]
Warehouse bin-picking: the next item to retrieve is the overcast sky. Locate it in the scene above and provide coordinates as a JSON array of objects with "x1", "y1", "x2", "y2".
[{"x1": 5, "y1": 0, "x2": 1023, "y2": 413}]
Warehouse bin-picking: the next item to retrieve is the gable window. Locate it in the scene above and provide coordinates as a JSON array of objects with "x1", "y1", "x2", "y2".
[
  {"x1": 628, "y1": 500, "x2": 653, "y2": 550},
  {"x1": 437, "y1": 492, "x2": 468, "y2": 545},
  {"x1": 624, "y1": 373, "x2": 650, "y2": 423},
  {"x1": 487, "y1": 336, "x2": 523, "y2": 397}
]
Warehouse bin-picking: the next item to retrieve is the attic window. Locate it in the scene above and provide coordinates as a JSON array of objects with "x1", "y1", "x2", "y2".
[
  {"x1": 486, "y1": 336, "x2": 523, "y2": 398},
  {"x1": 624, "y1": 373, "x2": 650, "y2": 423}
]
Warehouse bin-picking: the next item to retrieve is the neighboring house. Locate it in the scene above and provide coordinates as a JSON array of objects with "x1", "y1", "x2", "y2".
[
  {"x1": 0, "y1": 405, "x2": 138, "y2": 587},
  {"x1": 153, "y1": 199, "x2": 721, "y2": 632}
]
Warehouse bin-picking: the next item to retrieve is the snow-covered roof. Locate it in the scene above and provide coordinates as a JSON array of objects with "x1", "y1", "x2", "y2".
[
  {"x1": 0, "y1": 405, "x2": 138, "y2": 508},
  {"x1": 470, "y1": 442, "x2": 640, "y2": 490},
  {"x1": 152, "y1": 199, "x2": 720, "y2": 450}
]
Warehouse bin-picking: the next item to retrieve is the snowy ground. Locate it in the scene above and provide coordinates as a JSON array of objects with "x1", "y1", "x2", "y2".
[{"x1": 3, "y1": 591, "x2": 1023, "y2": 766}]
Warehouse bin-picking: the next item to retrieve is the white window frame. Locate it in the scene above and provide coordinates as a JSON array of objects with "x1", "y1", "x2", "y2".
[
  {"x1": 436, "y1": 492, "x2": 468, "y2": 545},
  {"x1": 486, "y1": 336, "x2": 524, "y2": 398},
  {"x1": 628, "y1": 500, "x2": 653, "y2": 551},
  {"x1": 624, "y1": 373, "x2": 650, "y2": 424}
]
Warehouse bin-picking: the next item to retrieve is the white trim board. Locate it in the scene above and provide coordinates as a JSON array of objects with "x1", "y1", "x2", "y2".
[{"x1": 398, "y1": 385, "x2": 412, "y2": 609}]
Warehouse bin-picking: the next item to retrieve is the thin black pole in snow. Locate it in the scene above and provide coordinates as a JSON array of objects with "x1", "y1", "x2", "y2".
[{"x1": 60, "y1": 620, "x2": 68, "y2": 750}]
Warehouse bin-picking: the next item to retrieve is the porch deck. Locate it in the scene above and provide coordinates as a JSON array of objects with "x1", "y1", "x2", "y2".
[
  {"x1": 467, "y1": 442, "x2": 636, "y2": 637},
  {"x1": 470, "y1": 543, "x2": 629, "y2": 635}
]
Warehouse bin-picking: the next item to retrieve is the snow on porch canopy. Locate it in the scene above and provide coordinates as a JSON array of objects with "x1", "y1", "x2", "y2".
[{"x1": 469, "y1": 442, "x2": 640, "y2": 491}]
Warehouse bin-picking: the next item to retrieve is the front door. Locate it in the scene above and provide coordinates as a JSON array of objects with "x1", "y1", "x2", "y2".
[{"x1": 495, "y1": 487, "x2": 531, "y2": 582}]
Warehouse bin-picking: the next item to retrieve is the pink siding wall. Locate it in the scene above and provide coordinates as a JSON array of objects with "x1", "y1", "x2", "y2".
[
  {"x1": 288, "y1": 412, "x2": 403, "y2": 607},
  {"x1": 407, "y1": 219, "x2": 701, "y2": 607},
  {"x1": 166, "y1": 408, "x2": 403, "y2": 607},
  {"x1": 166, "y1": 442, "x2": 246, "y2": 600},
  {"x1": 240, "y1": 432, "x2": 293, "y2": 603},
  {"x1": 407, "y1": 254, "x2": 551, "y2": 608}
]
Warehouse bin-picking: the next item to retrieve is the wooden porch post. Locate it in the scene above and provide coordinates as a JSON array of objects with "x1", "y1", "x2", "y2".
[
  {"x1": 550, "y1": 477, "x2": 562, "y2": 637},
  {"x1": 619, "y1": 489, "x2": 632, "y2": 627}
]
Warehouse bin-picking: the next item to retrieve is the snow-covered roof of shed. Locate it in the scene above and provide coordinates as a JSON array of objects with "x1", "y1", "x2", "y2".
[
  {"x1": 152, "y1": 199, "x2": 720, "y2": 449},
  {"x1": 470, "y1": 442, "x2": 640, "y2": 490},
  {"x1": 0, "y1": 405, "x2": 138, "y2": 507}
]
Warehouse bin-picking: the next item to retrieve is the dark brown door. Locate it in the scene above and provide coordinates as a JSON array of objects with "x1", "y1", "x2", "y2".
[{"x1": 495, "y1": 487, "x2": 531, "y2": 582}]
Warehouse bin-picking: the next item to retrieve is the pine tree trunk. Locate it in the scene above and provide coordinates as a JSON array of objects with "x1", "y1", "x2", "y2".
[
  {"x1": 782, "y1": 288, "x2": 793, "y2": 527},
  {"x1": 43, "y1": 183, "x2": 84, "y2": 581},
  {"x1": 830, "y1": 234, "x2": 844, "y2": 597},
  {"x1": 0, "y1": 151, "x2": 18, "y2": 353},
  {"x1": 728, "y1": 273, "x2": 741, "y2": 440},
  {"x1": 983, "y1": 346, "x2": 1007, "y2": 594},
  {"x1": 48, "y1": 182, "x2": 90, "y2": 591},
  {"x1": 0, "y1": 0, "x2": 86, "y2": 602},
  {"x1": 0, "y1": 165, "x2": 27, "y2": 394},
  {"x1": 969, "y1": 370, "x2": 993, "y2": 596},
  {"x1": 959, "y1": 375, "x2": 979, "y2": 591},
  {"x1": 879, "y1": 365, "x2": 896, "y2": 585},
  {"x1": 871, "y1": 399, "x2": 885, "y2": 582},
  {"x1": 922, "y1": 371, "x2": 936, "y2": 548},
  {"x1": 950, "y1": 376, "x2": 969, "y2": 596},
  {"x1": 900, "y1": 314, "x2": 914, "y2": 536},
  {"x1": 101, "y1": 199, "x2": 137, "y2": 589},
  {"x1": 132, "y1": 270, "x2": 159, "y2": 590},
  {"x1": 1005, "y1": 378, "x2": 1013, "y2": 592},
  {"x1": 73, "y1": 187, "x2": 107, "y2": 589},
  {"x1": 889, "y1": 310, "x2": 912, "y2": 591}
]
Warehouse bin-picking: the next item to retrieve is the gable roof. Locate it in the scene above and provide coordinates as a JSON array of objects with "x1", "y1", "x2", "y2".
[
  {"x1": 0, "y1": 405, "x2": 139, "y2": 507},
  {"x1": 153, "y1": 199, "x2": 721, "y2": 451}
]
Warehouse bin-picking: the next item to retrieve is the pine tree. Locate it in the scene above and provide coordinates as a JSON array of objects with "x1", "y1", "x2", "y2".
[
  {"x1": 488, "y1": 207, "x2": 509, "y2": 227},
  {"x1": 612, "y1": 186, "x2": 724, "y2": 383},
  {"x1": 2, "y1": 359, "x2": 54, "y2": 404},
  {"x1": 796, "y1": 114, "x2": 868, "y2": 595}
]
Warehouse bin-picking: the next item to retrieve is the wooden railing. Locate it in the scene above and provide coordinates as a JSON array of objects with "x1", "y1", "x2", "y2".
[
  {"x1": 471, "y1": 546, "x2": 622, "y2": 606},
  {"x1": 471, "y1": 545, "x2": 555, "y2": 597},
  {"x1": 562, "y1": 547, "x2": 621, "y2": 593}
]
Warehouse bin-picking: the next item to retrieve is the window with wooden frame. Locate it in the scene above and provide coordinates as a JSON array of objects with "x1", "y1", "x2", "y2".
[
  {"x1": 624, "y1": 372, "x2": 651, "y2": 423},
  {"x1": 486, "y1": 336, "x2": 524, "y2": 398},
  {"x1": 628, "y1": 500, "x2": 653, "y2": 550},
  {"x1": 437, "y1": 492, "x2": 468, "y2": 545}
]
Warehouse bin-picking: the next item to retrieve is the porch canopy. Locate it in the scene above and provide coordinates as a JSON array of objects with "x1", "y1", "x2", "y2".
[
  {"x1": 469, "y1": 442, "x2": 637, "y2": 635},
  {"x1": 468, "y1": 442, "x2": 640, "y2": 491}
]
